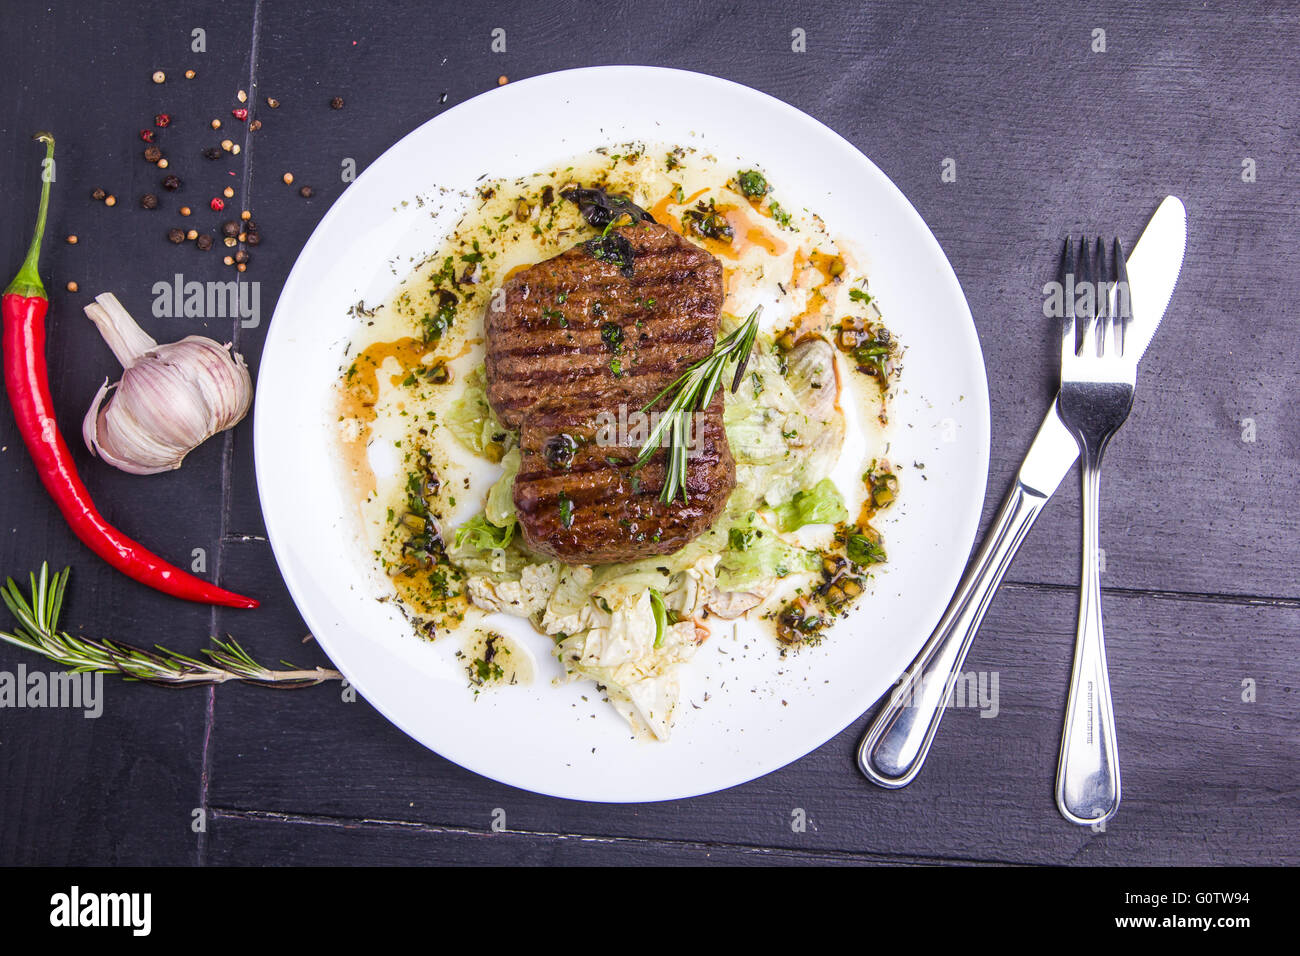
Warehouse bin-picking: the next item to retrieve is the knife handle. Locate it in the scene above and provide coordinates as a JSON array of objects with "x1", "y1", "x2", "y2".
[{"x1": 857, "y1": 477, "x2": 1049, "y2": 788}]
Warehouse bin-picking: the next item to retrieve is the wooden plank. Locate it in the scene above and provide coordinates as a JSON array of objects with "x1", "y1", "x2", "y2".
[
  {"x1": 205, "y1": 540, "x2": 1299, "y2": 865},
  {"x1": 0, "y1": 0, "x2": 1297, "y2": 865},
  {"x1": 0, "y1": 0, "x2": 258, "y2": 866},
  {"x1": 206, "y1": 809, "x2": 970, "y2": 866}
]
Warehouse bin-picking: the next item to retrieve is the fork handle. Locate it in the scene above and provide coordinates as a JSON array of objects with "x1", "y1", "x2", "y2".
[
  {"x1": 1056, "y1": 445, "x2": 1122, "y2": 824},
  {"x1": 857, "y1": 476, "x2": 1048, "y2": 788}
]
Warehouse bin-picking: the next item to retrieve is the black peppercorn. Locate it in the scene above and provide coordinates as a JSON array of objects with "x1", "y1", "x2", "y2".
[
  {"x1": 143, "y1": 146, "x2": 162, "y2": 163},
  {"x1": 161, "y1": 174, "x2": 181, "y2": 191},
  {"x1": 203, "y1": 146, "x2": 222, "y2": 160},
  {"x1": 141, "y1": 194, "x2": 159, "y2": 210},
  {"x1": 329, "y1": 96, "x2": 344, "y2": 109},
  {"x1": 91, "y1": 187, "x2": 106, "y2": 201},
  {"x1": 167, "y1": 228, "x2": 185, "y2": 244},
  {"x1": 298, "y1": 185, "x2": 313, "y2": 198},
  {"x1": 244, "y1": 230, "x2": 261, "y2": 246},
  {"x1": 220, "y1": 220, "x2": 239, "y2": 238},
  {"x1": 195, "y1": 234, "x2": 213, "y2": 251},
  {"x1": 233, "y1": 249, "x2": 250, "y2": 265}
]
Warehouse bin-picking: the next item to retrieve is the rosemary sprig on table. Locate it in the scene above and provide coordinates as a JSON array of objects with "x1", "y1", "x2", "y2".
[
  {"x1": 0, "y1": 564, "x2": 342, "y2": 688},
  {"x1": 635, "y1": 306, "x2": 762, "y2": 504}
]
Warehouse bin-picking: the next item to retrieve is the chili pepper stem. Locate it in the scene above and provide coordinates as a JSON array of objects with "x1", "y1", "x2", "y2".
[{"x1": 5, "y1": 132, "x2": 55, "y2": 299}]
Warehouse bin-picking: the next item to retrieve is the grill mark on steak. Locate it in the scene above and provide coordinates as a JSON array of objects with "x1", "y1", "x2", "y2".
[{"x1": 484, "y1": 216, "x2": 735, "y2": 564}]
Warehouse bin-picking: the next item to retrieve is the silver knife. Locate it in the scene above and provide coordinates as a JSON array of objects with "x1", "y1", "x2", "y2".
[{"x1": 857, "y1": 196, "x2": 1187, "y2": 789}]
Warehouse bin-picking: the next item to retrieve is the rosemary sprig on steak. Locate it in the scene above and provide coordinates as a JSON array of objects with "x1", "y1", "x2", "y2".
[{"x1": 635, "y1": 306, "x2": 761, "y2": 504}]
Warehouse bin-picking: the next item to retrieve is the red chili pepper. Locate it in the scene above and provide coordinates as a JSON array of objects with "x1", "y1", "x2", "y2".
[{"x1": 2, "y1": 133, "x2": 257, "y2": 609}]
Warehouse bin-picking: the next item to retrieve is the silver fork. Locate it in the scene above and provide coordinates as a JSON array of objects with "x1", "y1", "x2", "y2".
[{"x1": 1054, "y1": 237, "x2": 1134, "y2": 825}]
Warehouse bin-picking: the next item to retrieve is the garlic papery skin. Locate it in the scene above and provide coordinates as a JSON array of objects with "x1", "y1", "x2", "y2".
[{"x1": 82, "y1": 293, "x2": 253, "y2": 475}]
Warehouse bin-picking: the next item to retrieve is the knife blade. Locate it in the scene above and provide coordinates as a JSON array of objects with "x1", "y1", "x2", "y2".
[
  {"x1": 857, "y1": 196, "x2": 1187, "y2": 788},
  {"x1": 1021, "y1": 195, "x2": 1187, "y2": 500}
]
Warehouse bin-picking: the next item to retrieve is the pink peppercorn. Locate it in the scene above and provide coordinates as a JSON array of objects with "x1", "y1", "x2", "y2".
[{"x1": 210, "y1": 197, "x2": 225, "y2": 211}]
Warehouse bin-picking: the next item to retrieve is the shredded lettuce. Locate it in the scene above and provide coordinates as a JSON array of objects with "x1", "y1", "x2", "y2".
[
  {"x1": 716, "y1": 512, "x2": 821, "y2": 591},
  {"x1": 772, "y1": 478, "x2": 850, "y2": 532},
  {"x1": 447, "y1": 364, "x2": 512, "y2": 459},
  {"x1": 649, "y1": 589, "x2": 668, "y2": 649},
  {"x1": 453, "y1": 513, "x2": 514, "y2": 551},
  {"x1": 486, "y1": 447, "x2": 519, "y2": 527}
]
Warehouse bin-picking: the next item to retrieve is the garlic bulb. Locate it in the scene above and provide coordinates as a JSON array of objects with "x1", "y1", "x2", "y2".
[{"x1": 82, "y1": 293, "x2": 252, "y2": 475}]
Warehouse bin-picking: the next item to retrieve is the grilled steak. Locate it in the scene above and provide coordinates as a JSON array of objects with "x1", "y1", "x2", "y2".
[{"x1": 484, "y1": 197, "x2": 735, "y2": 564}]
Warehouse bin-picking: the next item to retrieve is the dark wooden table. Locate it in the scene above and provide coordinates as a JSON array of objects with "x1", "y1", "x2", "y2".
[{"x1": 1, "y1": 0, "x2": 1295, "y2": 866}]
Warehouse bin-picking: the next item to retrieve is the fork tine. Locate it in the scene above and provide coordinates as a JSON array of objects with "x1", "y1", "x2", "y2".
[
  {"x1": 1078, "y1": 236, "x2": 1098, "y2": 356},
  {"x1": 1112, "y1": 238, "x2": 1129, "y2": 356},
  {"x1": 1059, "y1": 236, "x2": 1076, "y2": 370},
  {"x1": 1095, "y1": 236, "x2": 1112, "y2": 356}
]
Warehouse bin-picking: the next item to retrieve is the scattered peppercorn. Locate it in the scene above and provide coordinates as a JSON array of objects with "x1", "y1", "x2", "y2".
[
  {"x1": 237, "y1": 89, "x2": 248, "y2": 103},
  {"x1": 222, "y1": 186, "x2": 234, "y2": 198},
  {"x1": 266, "y1": 97, "x2": 280, "y2": 108},
  {"x1": 236, "y1": 262, "x2": 247, "y2": 273},
  {"x1": 223, "y1": 236, "x2": 237, "y2": 248},
  {"x1": 103, "y1": 195, "x2": 117, "y2": 207},
  {"x1": 143, "y1": 145, "x2": 162, "y2": 163},
  {"x1": 162, "y1": 174, "x2": 181, "y2": 191},
  {"x1": 237, "y1": 232, "x2": 246, "y2": 242},
  {"x1": 234, "y1": 249, "x2": 250, "y2": 264},
  {"x1": 180, "y1": 206, "x2": 192, "y2": 216},
  {"x1": 248, "y1": 119, "x2": 262, "y2": 131},
  {"x1": 220, "y1": 220, "x2": 239, "y2": 237},
  {"x1": 498, "y1": 75, "x2": 508, "y2": 86},
  {"x1": 220, "y1": 139, "x2": 233, "y2": 151},
  {"x1": 299, "y1": 185, "x2": 313, "y2": 198},
  {"x1": 282, "y1": 172, "x2": 294, "y2": 185},
  {"x1": 167, "y1": 228, "x2": 185, "y2": 244},
  {"x1": 91, "y1": 188, "x2": 106, "y2": 201},
  {"x1": 156, "y1": 158, "x2": 169, "y2": 169},
  {"x1": 154, "y1": 113, "x2": 171, "y2": 127},
  {"x1": 231, "y1": 107, "x2": 248, "y2": 121},
  {"x1": 223, "y1": 255, "x2": 234, "y2": 266},
  {"x1": 139, "y1": 129, "x2": 155, "y2": 143},
  {"x1": 186, "y1": 229, "x2": 198, "y2": 241},
  {"x1": 140, "y1": 193, "x2": 159, "y2": 210},
  {"x1": 66, "y1": 235, "x2": 78, "y2": 245},
  {"x1": 245, "y1": 231, "x2": 261, "y2": 246},
  {"x1": 230, "y1": 144, "x2": 241, "y2": 155},
  {"x1": 185, "y1": 69, "x2": 196, "y2": 79},
  {"x1": 210, "y1": 197, "x2": 225, "y2": 211},
  {"x1": 196, "y1": 234, "x2": 213, "y2": 251},
  {"x1": 240, "y1": 210, "x2": 251, "y2": 221},
  {"x1": 211, "y1": 118, "x2": 222, "y2": 129},
  {"x1": 330, "y1": 96, "x2": 344, "y2": 109},
  {"x1": 152, "y1": 70, "x2": 165, "y2": 84},
  {"x1": 201, "y1": 147, "x2": 220, "y2": 161},
  {"x1": 66, "y1": 281, "x2": 79, "y2": 292}
]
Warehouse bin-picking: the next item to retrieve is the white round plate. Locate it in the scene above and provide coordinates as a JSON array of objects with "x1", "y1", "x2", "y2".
[{"x1": 255, "y1": 66, "x2": 989, "y2": 802}]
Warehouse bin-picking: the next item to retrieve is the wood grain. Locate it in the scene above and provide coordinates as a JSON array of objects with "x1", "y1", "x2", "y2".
[{"x1": 0, "y1": 0, "x2": 1296, "y2": 865}]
